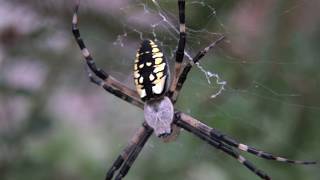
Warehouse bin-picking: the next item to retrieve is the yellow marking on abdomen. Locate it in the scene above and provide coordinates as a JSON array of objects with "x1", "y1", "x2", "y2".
[
  {"x1": 156, "y1": 71, "x2": 164, "y2": 79},
  {"x1": 152, "y1": 77, "x2": 166, "y2": 94},
  {"x1": 154, "y1": 58, "x2": 163, "y2": 65},
  {"x1": 134, "y1": 71, "x2": 140, "y2": 78},
  {"x1": 153, "y1": 63, "x2": 166, "y2": 73},
  {"x1": 152, "y1": 52, "x2": 163, "y2": 58},
  {"x1": 152, "y1": 48, "x2": 160, "y2": 53},
  {"x1": 149, "y1": 74, "x2": 155, "y2": 81},
  {"x1": 139, "y1": 76, "x2": 144, "y2": 84}
]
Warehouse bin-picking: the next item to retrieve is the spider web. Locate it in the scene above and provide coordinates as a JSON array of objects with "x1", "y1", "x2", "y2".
[{"x1": 111, "y1": 0, "x2": 227, "y2": 99}]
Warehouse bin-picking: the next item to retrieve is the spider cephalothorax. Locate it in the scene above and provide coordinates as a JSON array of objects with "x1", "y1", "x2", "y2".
[{"x1": 144, "y1": 96, "x2": 174, "y2": 137}]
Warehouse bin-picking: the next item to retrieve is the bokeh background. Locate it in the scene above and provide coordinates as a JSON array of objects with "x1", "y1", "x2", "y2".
[{"x1": 1, "y1": 0, "x2": 319, "y2": 180}]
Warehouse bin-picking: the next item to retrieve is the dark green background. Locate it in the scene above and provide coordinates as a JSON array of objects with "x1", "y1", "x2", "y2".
[{"x1": 1, "y1": 0, "x2": 319, "y2": 180}]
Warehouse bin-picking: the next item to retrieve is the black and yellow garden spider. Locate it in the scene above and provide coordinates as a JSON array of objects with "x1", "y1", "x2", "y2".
[{"x1": 72, "y1": 1, "x2": 316, "y2": 180}]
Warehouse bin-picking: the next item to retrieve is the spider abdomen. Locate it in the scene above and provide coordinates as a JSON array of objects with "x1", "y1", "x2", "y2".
[{"x1": 134, "y1": 40, "x2": 169, "y2": 101}]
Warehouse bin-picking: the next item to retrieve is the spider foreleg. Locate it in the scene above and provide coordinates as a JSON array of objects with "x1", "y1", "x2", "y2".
[
  {"x1": 105, "y1": 123, "x2": 153, "y2": 180},
  {"x1": 181, "y1": 112, "x2": 315, "y2": 165},
  {"x1": 174, "y1": 112, "x2": 271, "y2": 180},
  {"x1": 113, "y1": 123, "x2": 153, "y2": 180},
  {"x1": 176, "y1": 112, "x2": 316, "y2": 165},
  {"x1": 174, "y1": 112, "x2": 316, "y2": 179},
  {"x1": 209, "y1": 127, "x2": 316, "y2": 165}
]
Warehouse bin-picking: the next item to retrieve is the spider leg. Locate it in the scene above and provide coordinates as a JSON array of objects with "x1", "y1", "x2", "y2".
[
  {"x1": 72, "y1": 3, "x2": 142, "y2": 106},
  {"x1": 85, "y1": 67, "x2": 144, "y2": 108},
  {"x1": 171, "y1": 36, "x2": 225, "y2": 103},
  {"x1": 174, "y1": 112, "x2": 271, "y2": 180},
  {"x1": 72, "y1": 4, "x2": 108, "y2": 80},
  {"x1": 168, "y1": 0, "x2": 186, "y2": 99},
  {"x1": 209, "y1": 126, "x2": 316, "y2": 165},
  {"x1": 114, "y1": 124, "x2": 153, "y2": 180},
  {"x1": 175, "y1": 112, "x2": 316, "y2": 164},
  {"x1": 105, "y1": 123, "x2": 153, "y2": 180}
]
